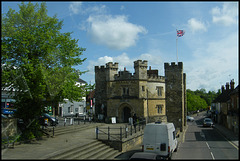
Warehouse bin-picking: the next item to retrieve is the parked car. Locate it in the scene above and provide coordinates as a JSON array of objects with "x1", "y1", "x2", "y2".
[
  {"x1": 1, "y1": 114, "x2": 8, "y2": 119},
  {"x1": 187, "y1": 116, "x2": 194, "y2": 122},
  {"x1": 129, "y1": 152, "x2": 160, "y2": 160},
  {"x1": 39, "y1": 113, "x2": 58, "y2": 126},
  {"x1": 1, "y1": 108, "x2": 16, "y2": 117},
  {"x1": 203, "y1": 118, "x2": 213, "y2": 127}
]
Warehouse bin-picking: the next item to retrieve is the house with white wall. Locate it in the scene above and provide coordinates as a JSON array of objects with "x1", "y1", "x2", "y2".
[{"x1": 58, "y1": 78, "x2": 87, "y2": 117}]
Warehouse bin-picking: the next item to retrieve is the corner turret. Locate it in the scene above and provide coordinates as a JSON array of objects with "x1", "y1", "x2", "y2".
[{"x1": 134, "y1": 60, "x2": 148, "y2": 80}]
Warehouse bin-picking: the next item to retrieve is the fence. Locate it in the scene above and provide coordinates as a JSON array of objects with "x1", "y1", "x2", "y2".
[{"x1": 96, "y1": 120, "x2": 146, "y2": 142}]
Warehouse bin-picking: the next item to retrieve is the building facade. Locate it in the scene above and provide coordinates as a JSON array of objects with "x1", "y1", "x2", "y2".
[
  {"x1": 95, "y1": 60, "x2": 187, "y2": 130},
  {"x1": 58, "y1": 78, "x2": 87, "y2": 117}
]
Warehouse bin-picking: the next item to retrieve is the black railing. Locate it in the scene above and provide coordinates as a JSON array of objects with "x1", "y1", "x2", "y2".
[{"x1": 96, "y1": 120, "x2": 146, "y2": 142}]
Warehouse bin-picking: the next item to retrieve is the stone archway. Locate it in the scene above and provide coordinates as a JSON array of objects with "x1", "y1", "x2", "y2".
[{"x1": 118, "y1": 103, "x2": 133, "y2": 123}]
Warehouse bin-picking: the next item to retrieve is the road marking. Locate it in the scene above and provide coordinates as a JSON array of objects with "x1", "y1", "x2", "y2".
[
  {"x1": 206, "y1": 142, "x2": 210, "y2": 149},
  {"x1": 227, "y1": 140, "x2": 239, "y2": 150},
  {"x1": 210, "y1": 152, "x2": 215, "y2": 160},
  {"x1": 206, "y1": 142, "x2": 215, "y2": 160},
  {"x1": 215, "y1": 128, "x2": 239, "y2": 150}
]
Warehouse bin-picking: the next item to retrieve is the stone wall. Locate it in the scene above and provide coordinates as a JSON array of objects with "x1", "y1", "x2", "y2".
[{"x1": 101, "y1": 131, "x2": 144, "y2": 152}]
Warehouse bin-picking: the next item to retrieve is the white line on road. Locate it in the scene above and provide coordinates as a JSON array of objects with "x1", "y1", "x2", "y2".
[
  {"x1": 206, "y1": 142, "x2": 210, "y2": 149},
  {"x1": 210, "y1": 152, "x2": 215, "y2": 160},
  {"x1": 206, "y1": 142, "x2": 215, "y2": 160}
]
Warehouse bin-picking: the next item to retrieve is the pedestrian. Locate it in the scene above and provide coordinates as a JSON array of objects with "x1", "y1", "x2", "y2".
[{"x1": 133, "y1": 113, "x2": 137, "y2": 132}]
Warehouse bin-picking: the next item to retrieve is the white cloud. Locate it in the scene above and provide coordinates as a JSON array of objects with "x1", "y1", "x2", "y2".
[
  {"x1": 211, "y1": 2, "x2": 238, "y2": 26},
  {"x1": 69, "y1": 2, "x2": 82, "y2": 15},
  {"x1": 185, "y1": 32, "x2": 238, "y2": 91},
  {"x1": 187, "y1": 18, "x2": 207, "y2": 33},
  {"x1": 69, "y1": 3, "x2": 147, "y2": 50},
  {"x1": 86, "y1": 14, "x2": 147, "y2": 50},
  {"x1": 69, "y1": 2, "x2": 106, "y2": 15}
]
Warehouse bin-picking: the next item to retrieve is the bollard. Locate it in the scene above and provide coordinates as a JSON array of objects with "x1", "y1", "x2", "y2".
[
  {"x1": 64, "y1": 118, "x2": 66, "y2": 126},
  {"x1": 130, "y1": 125, "x2": 132, "y2": 135},
  {"x1": 108, "y1": 126, "x2": 110, "y2": 141},
  {"x1": 120, "y1": 127, "x2": 122, "y2": 141},
  {"x1": 96, "y1": 126, "x2": 98, "y2": 139},
  {"x1": 125, "y1": 125, "x2": 127, "y2": 138},
  {"x1": 53, "y1": 126, "x2": 54, "y2": 137}
]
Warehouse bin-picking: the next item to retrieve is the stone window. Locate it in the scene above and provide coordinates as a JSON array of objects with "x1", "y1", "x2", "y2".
[
  {"x1": 156, "y1": 105, "x2": 163, "y2": 114},
  {"x1": 156, "y1": 86, "x2": 163, "y2": 96},
  {"x1": 122, "y1": 87, "x2": 129, "y2": 96},
  {"x1": 142, "y1": 86, "x2": 145, "y2": 91}
]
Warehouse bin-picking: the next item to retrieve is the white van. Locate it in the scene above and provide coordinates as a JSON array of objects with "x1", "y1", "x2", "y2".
[{"x1": 142, "y1": 122, "x2": 178, "y2": 159}]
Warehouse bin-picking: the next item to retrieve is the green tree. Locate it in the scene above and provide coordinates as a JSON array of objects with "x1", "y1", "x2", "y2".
[
  {"x1": 187, "y1": 89, "x2": 208, "y2": 112},
  {"x1": 1, "y1": 2, "x2": 86, "y2": 140},
  {"x1": 187, "y1": 88, "x2": 221, "y2": 113}
]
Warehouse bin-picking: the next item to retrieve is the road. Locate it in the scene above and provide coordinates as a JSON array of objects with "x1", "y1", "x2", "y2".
[{"x1": 172, "y1": 112, "x2": 239, "y2": 160}]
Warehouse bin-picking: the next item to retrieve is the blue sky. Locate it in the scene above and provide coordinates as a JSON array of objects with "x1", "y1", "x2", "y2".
[{"x1": 2, "y1": 1, "x2": 238, "y2": 92}]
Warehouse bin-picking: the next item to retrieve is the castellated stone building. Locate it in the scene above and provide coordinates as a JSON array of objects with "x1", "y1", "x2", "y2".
[
  {"x1": 164, "y1": 62, "x2": 187, "y2": 131},
  {"x1": 95, "y1": 60, "x2": 186, "y2": 131}
]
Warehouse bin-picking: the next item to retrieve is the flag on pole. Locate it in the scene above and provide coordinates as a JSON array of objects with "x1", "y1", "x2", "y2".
[{"x1": 177, "y1": 30, "x2": 185, "y2": 37}]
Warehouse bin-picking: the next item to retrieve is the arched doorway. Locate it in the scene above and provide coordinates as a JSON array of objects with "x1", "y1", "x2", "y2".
[{"x1": 123, "y1": 107, "x2": 131, "y2": 123}]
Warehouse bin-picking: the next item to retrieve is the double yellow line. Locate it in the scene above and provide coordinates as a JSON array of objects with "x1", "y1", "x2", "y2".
[{"x1": 216, "y1": 128, "x2": 238, "y2": 150}]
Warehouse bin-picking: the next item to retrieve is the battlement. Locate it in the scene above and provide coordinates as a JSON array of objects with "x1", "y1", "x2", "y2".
[
  {"x1": 114, "y1": 70, "x2": 133, "y2": 80},
  {"x1": 164, "y1": 62, "x2": 183, "y2": 69},
  {"x1": 147, "y1": 75, "x2": 165, "y2": 82},
  {"x1": 95, "y1": 65, "x2": 106, "y2": 72},
  {"x1": 106, "y1": 62, "x2": 119, "y2": 69},
  {"x1": 95, "y1": 62, "x2": 119, "y2": 71},
  {"x1": 134, "y1": 60, "x2": 148, "y2": 67}
]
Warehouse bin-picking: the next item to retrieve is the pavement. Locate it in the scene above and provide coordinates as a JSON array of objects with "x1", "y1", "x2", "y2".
[
  {"x1": 2, "y1": 117, "x2": 238, "y2": 160},
  {"x1": 1, "y1": 122, "x2": 126, "y2": 160}
]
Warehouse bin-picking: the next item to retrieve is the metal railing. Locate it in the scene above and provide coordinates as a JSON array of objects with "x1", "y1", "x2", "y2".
[{"x1": 96, "y1": 120, "x2": 146, "y2": 142}]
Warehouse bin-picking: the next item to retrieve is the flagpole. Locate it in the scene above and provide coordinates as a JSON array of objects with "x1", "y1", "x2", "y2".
[{"x1": 176, "y1": 29, "x2": 178, "y2": 63}]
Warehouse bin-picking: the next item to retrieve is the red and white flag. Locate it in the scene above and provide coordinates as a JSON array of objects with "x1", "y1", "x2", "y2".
[{"x1": 177, "y1": 30, "x2": 185, "y2": 37}]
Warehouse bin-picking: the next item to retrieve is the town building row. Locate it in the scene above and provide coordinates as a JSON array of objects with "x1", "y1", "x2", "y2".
[{"x1": 211, "y1": 79, "x2": 239, "y2": 135}]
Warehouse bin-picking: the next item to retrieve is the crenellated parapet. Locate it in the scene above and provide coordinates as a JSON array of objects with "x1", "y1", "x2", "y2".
[
  {"x1": 106, "y1": 62, "x2": 119, "y2": 70},
  {"x1": 95, "y1": 65, "x2": 105, "y2": 72},
  {"x1": 164, "y1": 62, "x2": 183, "y2": 69},
  {"x1": 134, "y1": 60, "x2": 148, "y2": 68},
  {"x1": 114, "y1": 70, "x2": 133, "y2": 80},
  {"x1": 95, "y1": 62, "x2": 119, "y2": 71},
  {"x1": 147, "y1": 75, "x2": 165, "y2": 82}
]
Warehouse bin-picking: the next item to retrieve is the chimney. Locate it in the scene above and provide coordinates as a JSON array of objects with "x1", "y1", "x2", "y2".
[
  {"x1": 124, "y1": 67, "x2": 126, "y2": 71},
  {"x1": 230, "y1": 79, "x2": 235, "y2": 90},
  {"x1": 221, "y1": 85, "x2": 225, "y2": 93},
  {"x1": 225, "y1": 82, "x2": 230, "y2": 90},
  {"x1": 149, "y1": 66, "x2": 151, "y2": 70}
]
